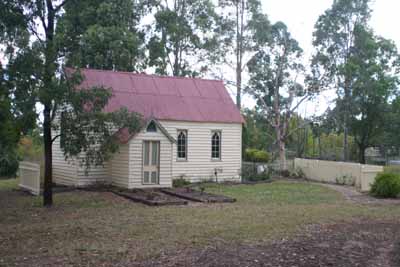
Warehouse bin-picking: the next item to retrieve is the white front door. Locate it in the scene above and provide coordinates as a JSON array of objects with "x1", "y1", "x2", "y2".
[{"x1": 142, "y1": 141, "x2": 160, "y2": 184}]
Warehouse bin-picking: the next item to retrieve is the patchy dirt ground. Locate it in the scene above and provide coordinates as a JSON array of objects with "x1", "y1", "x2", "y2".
[
  {"x1": 1, "y1": 179, "x2": 400, "y2": 267},
  {"x1": 136, "y1": 220, "x2": 400, "y2": 267}
]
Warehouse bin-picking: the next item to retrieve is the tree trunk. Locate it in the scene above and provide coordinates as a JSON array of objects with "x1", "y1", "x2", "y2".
[
  {"x1": 42, "y1": 0, "x2": 56, "y2": 206},
  {"x1": 279, "y1": 139, "x2": 287, "y2": 171},
  {"x1": 236, "y1": 63, "x2": 241, "y2": 108},
  {"x1": 43, "y1": 106, "x2": 53, "y2": 206},
  {"x1": 235, "y1": 0, "x2": 244, "y2": 109},
  {"x1": 343, "y1": 124, "x2": 349, "y2": 161},
  {"x1": 358, "y1": 145, "x2": 366, "y2": 164},
  {"x1": 318, "y1": 134, "x2": 322, "y2": 159},
  {"x1": 343, "y1": 78, "x2": 351, "y2": 162}
]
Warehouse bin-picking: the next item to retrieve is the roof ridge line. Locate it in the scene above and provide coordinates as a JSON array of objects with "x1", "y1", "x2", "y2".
[{"x1": 79, "y1": 68, "x2": 224, "y2": 83}]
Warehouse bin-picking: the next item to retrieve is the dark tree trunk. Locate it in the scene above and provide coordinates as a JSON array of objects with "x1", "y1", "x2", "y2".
[
  {"x1": 343, "y1": 78, "x2": 351, "y2": 162},
  {"x1": 344, "y1": 125, "x2": 349, "y2": 161},
  {"x1": 43, "y1": 106, "x2": 53, "y2": 206},
  {"x1": 42, "y1": 0, "x2": 56, "y2": 206},
  {"x1": 318, "y1": 134, "x2": 322, "y2": 159},
  {"x1": 359, "y1": 145, "x2": 366, "y2": 164}
]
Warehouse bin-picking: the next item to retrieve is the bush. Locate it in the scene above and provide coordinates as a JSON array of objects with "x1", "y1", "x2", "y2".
[
  {"x1": 370, "y1": 173, "x2": 400, "y2": 198},
  {"x1": 248, "y1": 172, "x2": 271, "y2": 182},
  {"x1": 172, "y1": 178, "x2": 191, "y2": 188},
  {"x1": 244, "y1": 148, "x2": 270, "y2": 163},
  {"x1": 0, "y1": 149, "x2": 19, "y2": 178},
  {"x1": 241, "y1": 162, "x2": 271, "y2": 182}
]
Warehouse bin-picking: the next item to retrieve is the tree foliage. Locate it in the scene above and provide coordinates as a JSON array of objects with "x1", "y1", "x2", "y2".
[
  {"x1": 217, "y1": 0, "x2": 270, "y2": 107},
  {"x1": 311, "y1": 0, "x2": 371, "y2": 161},
  {"x1": 57, "y1": 0, "x2": 147, "y2": 71},
  {"x1": 247, "y1": 22, "x2": 310, "y2": 169},
  {"x1": 147, "y1": 0, "x2": 220, "y2": 77},
  {"x1": 316, "y1": 18, "x2": 400, "y2": 163},
  {"x1": 1, "y1": 0, "x2": 143, "y2": 206}
]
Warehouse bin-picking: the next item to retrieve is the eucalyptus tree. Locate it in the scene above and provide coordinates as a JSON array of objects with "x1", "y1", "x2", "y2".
[
  {"x1": 246, "y1": 22, "x2": 314, "y2": 170},
  {"x1": 311, "y1": 0, "x2": 371, "y2": 161},
  {"x1": 57, "y1": 0, "x2": 147, "y2": 71},
  {"x1": 330, "y1": 27, "x2": 399, "y2": 163},
  {"x1": 1, "y1": 0, "x2": 143, "y2": 206},
  {"x1": 147, "y1": 0, "x2": 220, "y2": 77},
  {"x1": 217, "y1": 0, "x2": 270, "y2": 108}
]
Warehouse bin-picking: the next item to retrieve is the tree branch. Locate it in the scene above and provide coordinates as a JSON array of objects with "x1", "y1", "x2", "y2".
[
  {"x1": 51, "y1": 134, "x2": 61, "y2": 144},
  {"x1": 289, "y1": 94, "x2": 311, "y2": 115},
  {"x1": 284, "y1": 121, "x2": 310, "y2": 140},
  {"x1": 51, "y1": 102, "x2": 58, "y2": 122},
  {"x1": 54, "y1": 0, "x2": 69, "y2": 12}
]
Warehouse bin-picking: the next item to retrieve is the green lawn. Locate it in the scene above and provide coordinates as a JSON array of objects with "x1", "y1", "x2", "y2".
[
  {"x1": 384, "y1": 165, "x2": 400, "y2": 175},
  {"x1": 1, "y1": 179, "x2": 400, "y2": 266}
]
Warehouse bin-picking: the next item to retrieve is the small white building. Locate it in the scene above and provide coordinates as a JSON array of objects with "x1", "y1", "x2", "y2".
[{"x1": 52, "y1": 68, "x2": 244, "y2": 188}]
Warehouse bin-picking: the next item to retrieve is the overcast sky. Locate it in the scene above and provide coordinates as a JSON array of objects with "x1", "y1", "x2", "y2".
[{"x1": 241, "y1": 0, "x2": 400, "y2": 116}]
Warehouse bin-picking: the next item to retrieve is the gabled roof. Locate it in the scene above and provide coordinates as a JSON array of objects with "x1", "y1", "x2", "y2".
[
  {"x1": 114, "y1": 118, "x2": 176, "y2": 144},
  {"x1": 67, "y1": 68, "x2": 244, "y2": 124}
]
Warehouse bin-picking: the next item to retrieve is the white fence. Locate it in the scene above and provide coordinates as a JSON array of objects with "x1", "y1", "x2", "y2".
[
  {"x1": 19, "y1": 161, "x2": 41, "y2": 195},
  {"x1": 294, "y1": 158, "x2": 383, "y2": 192}
]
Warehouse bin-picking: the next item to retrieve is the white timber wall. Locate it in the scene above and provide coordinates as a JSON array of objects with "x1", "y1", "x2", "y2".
[
  {"x1": 52, "y1": 133, "x2": 109, "y2": 187},
  {"x1": 160, "y1": 120, "x2": 242, "y2": 182},
  {"x1": 294, "y1": 158, "x2": 383, "y2": 192},
  {"x1": 128, "y1": 128, "x2": 173, "y2": 188},
  {"x1": 109, "y1": 143, "x2": 130, "y2": 188},
  {"x1": 76, "y1": 161, "x2": 108, "y2": 186},
  {"x1": 52, "y1": 134, "x2": 78, "y2": 186}
]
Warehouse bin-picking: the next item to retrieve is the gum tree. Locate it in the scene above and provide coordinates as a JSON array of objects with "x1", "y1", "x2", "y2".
[
  {"x1": 247, "y1": 22, "x2": 314, "y2": 170},
  {"x1": 217, "y1": 0, "x2": 270, "y2": 108},
  {"x1": 311, "y1": 0, "x2": 371, "y2": 161},
  {"x1": 1, "y1": 0, "x2": 143, "y2": 206}
]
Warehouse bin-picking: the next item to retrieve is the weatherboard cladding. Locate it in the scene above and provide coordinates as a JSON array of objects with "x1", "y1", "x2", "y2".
[{"x1": 69, "y1": 68, "x2": 244, "y2": 124}]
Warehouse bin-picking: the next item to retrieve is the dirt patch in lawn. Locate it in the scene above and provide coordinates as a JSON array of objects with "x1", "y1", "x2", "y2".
[
  {"x1": 111, "y1": 188, "x2": 188, "y2": 206},
  {"x1": 161, "y1": 187, "x2": 236, "y2": 203},
  {"x1": 136, "y1": 219, "x2": 400, "y2": 267}
]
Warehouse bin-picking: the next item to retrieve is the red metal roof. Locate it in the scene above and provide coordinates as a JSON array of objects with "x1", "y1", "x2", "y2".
[{"x1": 68, "y1": 68, "x2": 244, "y2": 124}]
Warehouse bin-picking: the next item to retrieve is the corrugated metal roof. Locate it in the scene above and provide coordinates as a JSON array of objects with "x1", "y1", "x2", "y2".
[{"x1": 67, "y1": 68, "x2": 244, "y2": 124}]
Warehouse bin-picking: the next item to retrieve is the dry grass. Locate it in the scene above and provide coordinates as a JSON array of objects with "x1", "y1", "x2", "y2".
[{"x1": 1, "y1": 179, "x2": 400, "y2": 266}]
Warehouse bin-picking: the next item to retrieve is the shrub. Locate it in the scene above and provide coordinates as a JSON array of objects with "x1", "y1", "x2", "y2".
[
  {"x1": 370, "y1": 173, "x2": 400, "y2": 198},
  {"x1": 172, "y1": 178, "x2": 191, "y2": 188},
  {"x1": 249, "y1": 172, "x2": 271, "y2": 182},
  {"x1": 0, "y1": 149, "x2": 19, "y2": 178},
  {"x1": 241, "y1": 163, "x2": 271, "y2": 182},
  {"x1": 244, "y1": 148, "x2": 270, "y2": 163}
]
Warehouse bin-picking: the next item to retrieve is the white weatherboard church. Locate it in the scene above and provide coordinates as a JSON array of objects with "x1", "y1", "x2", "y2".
[{"x1": 53, "y1": 68, "x2": 244, "y2": 188}]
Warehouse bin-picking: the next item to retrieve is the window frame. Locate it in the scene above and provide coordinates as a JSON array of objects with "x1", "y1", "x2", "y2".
[
  {"x1": 146, "y1": 121, "x2": 157, "y2": 132},
  {"x1": 211, "y1": 130, "x2": 222, "y2": 161},
  {"x1": 176, "y1": 129, "x2": 188, "y2": 161}
]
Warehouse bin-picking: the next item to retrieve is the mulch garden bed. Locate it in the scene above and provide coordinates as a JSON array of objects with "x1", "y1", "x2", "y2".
[
  {"x1": 111, "y1": 188, "x2": 188, "y2": 206},
  {"x1": 161, "y1": 187, "x2": 236, "y2": 203}
]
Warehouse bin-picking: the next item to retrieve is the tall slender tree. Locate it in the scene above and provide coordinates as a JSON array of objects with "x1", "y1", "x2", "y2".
[
  {"x1": 311, "y1": 0, "x2": 371, "y2": 161},
  {"x1": 1, "y1": 0, "x2": 143, "y2": 206},
  {"x1": 147, "y1": 0, "x2": 220, "y2": 77},
  {"x1": 247, "y1": 22, "x2": 313, "y2": 170},
  {"x1": 217, "y1": 0, "x2": 270, "y2": 108},
  {"x1": 324, "y1": 27, "x2": 400, "y2": 163}
]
